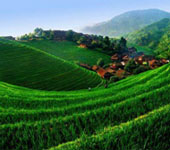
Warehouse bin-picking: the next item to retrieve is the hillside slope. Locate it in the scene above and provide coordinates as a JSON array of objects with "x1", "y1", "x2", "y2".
[
  {"x1": 21, "y1": 40, "x2": 111, "y2": 65},
  {"x1": 82, "y1": 9, "x2": 170, "y2": 37},
  {"x1": 0, "y1": 61, "x2": 170, "y2": 149},
  {"x1": 52, "y1": 104, "x2": 170, "y2": 150},
  {"x1": 0, "y1": 38, "x2": 102, "y2": 91},
  {"x1": 127, "y1": 18, "x2": 170, "y2": 58}
]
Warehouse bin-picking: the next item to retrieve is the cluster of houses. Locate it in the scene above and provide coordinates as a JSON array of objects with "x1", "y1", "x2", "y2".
[{"x1": 80, "y1": 47, "x2": 169, "y2": 79}]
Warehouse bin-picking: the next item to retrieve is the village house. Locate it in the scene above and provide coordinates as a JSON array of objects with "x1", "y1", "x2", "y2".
[
  {"x1": 121, "y1": 61, "x2": 125, "y2": 66},
  {"x1": 92, "y1": 65, "x2": 99, "y2": 71},
  {"x1": 161, "y1": 59, "x2": 170, "y2": 64},
  {"x1": 105, "y1": 68, "x2": 116, "y2": 74},
  {"x1": 97, "y1": 68, "x2": 107, "y2": 78},
  {"x1": 116, "y1": 69, "x2": 126, "y2": 78},
  {"x1": 122, "y1": 55, "x2": 130, "y2": 62},
  {"x1": 134, "y1": 55, "x2": 154, "y2": 65},
  {"x1": 110, "y1": 63, "x2": 118, "y2": 70},
  {"x1": 116, "y1": 62, "x2": 124, "y2": 69},
  {"x1": 149, "y1": 59, "x2": 161, "y2": 69},
  {"x1": 79, "y1": 48, "x2": 169, "y2": 81},
  {"x1": 79, "y1": 63, "x2": 92, "y2": 70},
  {"x1": 79, "y1": 44, "x2": 87, "y2": 48},
  {"x1": 111, "y1": 53, "x2": 120, "y2": 61},
  {"x1": 134, "y1": 55, "x2": 144, "y2": 65}
]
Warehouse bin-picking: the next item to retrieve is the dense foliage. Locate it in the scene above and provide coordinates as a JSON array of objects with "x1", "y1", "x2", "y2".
[
  {"x1": 127, "y1": 18, "x2": 170, "y2": 59},
  {"x1": 19, "y1": 29, "x2": 128, "y2": 56},
  {"x1": 124, "y1": 59, "x2": 139, "y2": 73},
  {"x1": 62, "y1": 30, "x2": 127, "y2": 55}
]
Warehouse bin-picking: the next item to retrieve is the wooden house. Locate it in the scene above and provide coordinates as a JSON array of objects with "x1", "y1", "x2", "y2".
[
  {"x1": 116, "y1": 69, "x2": 126, "y2": 78},
  {"x1": 122, "y1": 55, "x2": 130, "y2": 62},
  {"x1": 111, "y1": 53, "x2": 120, "y2": 61},
  {"x1": 97, "y1": 68, "x2": 107, "y2": 78},
  {"x1": 79, "y1": 63, "x2": 91, "y2": 70},
  {"x1": 79, "y1": 44, "x2": 87, "y2": 48},
  {"x1": 92, "y1": 65, "x2": 99, "y2": 71}
]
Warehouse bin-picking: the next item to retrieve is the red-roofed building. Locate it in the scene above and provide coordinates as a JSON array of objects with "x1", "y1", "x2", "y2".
[
  {"x1": 149, "y1": 59, "x2": 160, "y2": 69},
  {"x1": 92, "y1": 65, "x2": 99, "y2": 71},
  {"x1": 111, "y1": 53, "x2": 120, "y2": 61},
  {"x1": 105, "y1": 68, "x2": 116, "y2": 74},
  {"x1": 116, "y1": 69, "x2": 126, "y2": 78},
  {"x1": 79, "y1": 44, "x2": 87, "y2": 48},
  {"x1": 97, "y1": 68, "x2": 107, "y2": 78},
  {"x1": 110, "y1": 63, "x2": 117, "y2": 70},
  {"x1": 122, "y1": 55, "x2": 130, "y2": 62}
]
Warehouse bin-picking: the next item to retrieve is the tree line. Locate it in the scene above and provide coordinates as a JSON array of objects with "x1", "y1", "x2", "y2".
[{"x1": 18, "y1": 28, "x2": 128, "y2": 55}]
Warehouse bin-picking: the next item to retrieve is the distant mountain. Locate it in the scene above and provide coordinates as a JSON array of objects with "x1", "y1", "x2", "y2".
[
  {"x1": 127, "y1": 18, "x2": 170, "y2": 59},
  {"x1": 82, "y1": 9, "x2": 170, "y2": 37}
]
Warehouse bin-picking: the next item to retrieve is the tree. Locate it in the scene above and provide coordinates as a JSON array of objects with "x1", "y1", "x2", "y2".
[
  {"x1": 73, "y1": 33, "x2": 81, "y2": 42},
  {"x1": 157, "y1": 31, "x2": 170, "y2": 59},
  {"x1": 19, "y1": 34, "x2": 29, "y2": 40},
  {"x1": 97, "y1": 58, "x2": 105, "y2": 67},
  {"x1": 34, "y1": 28, "x2": 43, "y2": 37},
  {"x1": 66, "y1": 30, "x2": 74, "y2": 41},
  {"x1": 41, "y1": 31, "x2": 47, "y2": 39},
  {"x1": 49, "y1": 30, "x2": 54, "y2": 40},
  {"x1": 77, "y1": 36, "x2": 87, "y2": 45},
  {"x1": 90, "y1": 40, "x2": 98, "y2": 49},
  {"x1": 119, "y1": 37, "x2": 127, "y2": 49},
  {"x1": 125, "y1": 59, "x2": 139, "y2": 73},
  {"x1": 104, "y1": 36, "x2": 110, "y2": 45},
  {"x1": 133, "y1": 65, "x2": 150, "y2": 74},
  {"x1": 109, "y1": 76, "x2": 120, "y2": 83}
]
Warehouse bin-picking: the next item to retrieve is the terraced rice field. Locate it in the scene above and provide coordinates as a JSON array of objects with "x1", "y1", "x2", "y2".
[
  {"x1": 0, "y1": 60, "x2": 170, "y2": 149},
  {"x1": 0, "y1": 38, "x2": 102, "y2": 91},
  {"x1": 0, "y1": 38, "x2": 170, "y2": 150},
  {"x1": 21, "y1": 40, "x2": 111, "y2": 65}
]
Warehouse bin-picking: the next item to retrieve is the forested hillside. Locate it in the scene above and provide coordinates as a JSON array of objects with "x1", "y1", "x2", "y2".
[
  {"x1": 82, "y1": 9, "x2": 170, "y2": 37},
  {"x1": 127, "y1": 18, "x2": 170, "y2": 59}
]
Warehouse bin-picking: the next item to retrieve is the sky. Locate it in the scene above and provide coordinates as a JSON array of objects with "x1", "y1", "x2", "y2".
[{"x1": 1, "y1": 0, "x2": 170, "y2": 36}]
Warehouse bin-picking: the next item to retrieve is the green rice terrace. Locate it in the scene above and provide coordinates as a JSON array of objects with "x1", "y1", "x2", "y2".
[
  {"x1": 0, "y1": 38, "x2": 102, "y2": 91},
  {"x1": 0, "y1": 39, "x2": 170, "y2": 150},
  {"x1": 21, "y1": 40, "x2": 111, "y2": 65},
  {"x1": 0, "y1": 37, "x2": 170, "y2": 149}
]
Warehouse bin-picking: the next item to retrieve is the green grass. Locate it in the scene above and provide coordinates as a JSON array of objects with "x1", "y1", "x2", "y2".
[
  {"x1": 21, "y1": 40, "x2": 111, "y2": 65},
  {"x1": 127, "y1": 42, "x2": 154, "y2": 55},
  {"x1": 52, "y1": 104, "x2": 170, "y2": 150},
  {"x1": 0, "y1": 38, "x2": 170, "y2": 150},
  {"x1": 0, "y1": 38, "x2": 102, "y2": 91},
  {"x1": 0, "y1": 62, "x2": 170, "y2": 149}
]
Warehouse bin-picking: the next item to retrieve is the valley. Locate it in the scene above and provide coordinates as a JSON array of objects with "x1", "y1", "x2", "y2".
[{"x1": 0, "y1": 5, "x2": 170, "y2": 150}]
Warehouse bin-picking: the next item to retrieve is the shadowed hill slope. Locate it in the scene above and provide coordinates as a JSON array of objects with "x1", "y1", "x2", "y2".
[{"x1": 0, "y1": 38, "x2": 102, "y2": 91}]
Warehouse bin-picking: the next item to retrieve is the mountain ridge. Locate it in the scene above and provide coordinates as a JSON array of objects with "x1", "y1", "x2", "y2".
[{"x1": 82, "y1": 9, "x2": 170, "y2": 37}]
